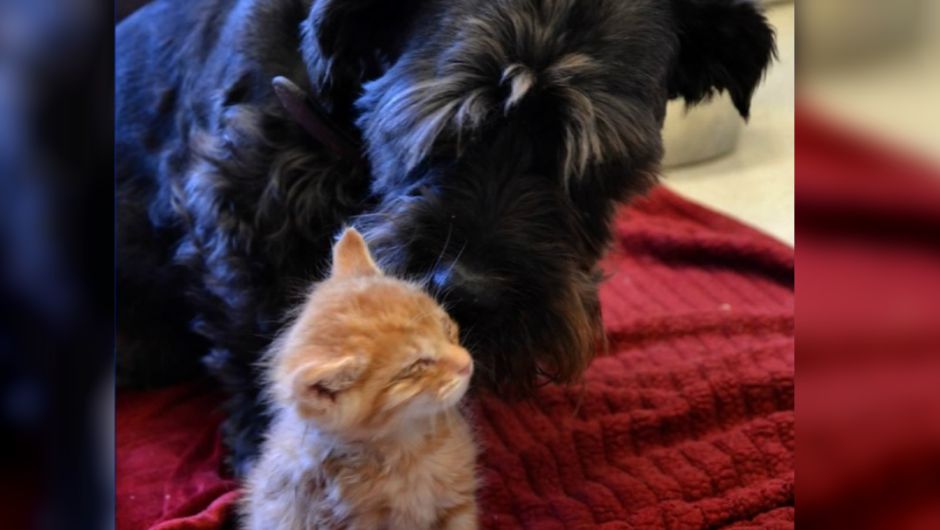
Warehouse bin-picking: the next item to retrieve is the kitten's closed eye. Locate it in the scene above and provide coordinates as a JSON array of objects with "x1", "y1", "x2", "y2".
[{"x1": 397, "y1": 357, "x2": 436, "y2": 379}]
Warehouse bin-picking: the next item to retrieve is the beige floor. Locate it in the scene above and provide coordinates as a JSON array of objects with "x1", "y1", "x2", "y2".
[
  {"x1": 661, "y1": 3, "x2": 795, "y2": 246},
  {"x1": 801, "y1": 1, "x2": 940, "y2": 165}
]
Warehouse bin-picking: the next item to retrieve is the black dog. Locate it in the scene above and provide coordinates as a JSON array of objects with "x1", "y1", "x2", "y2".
[{"x1": 117, "y1": 0, "x2": 774, "y2": 474}]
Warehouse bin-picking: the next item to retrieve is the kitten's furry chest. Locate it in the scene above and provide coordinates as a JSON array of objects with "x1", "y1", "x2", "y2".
[
  {"x1": 322, "y1": 418, "x2": 476, "y2": 528},
  {"x1": 244, "y1": 412, "x2": 476, "y2": 530}
]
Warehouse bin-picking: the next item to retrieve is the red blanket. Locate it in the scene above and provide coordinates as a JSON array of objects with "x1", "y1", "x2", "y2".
[{"x1": 118, "y1": 185, "x2": 795, "y2": 529}]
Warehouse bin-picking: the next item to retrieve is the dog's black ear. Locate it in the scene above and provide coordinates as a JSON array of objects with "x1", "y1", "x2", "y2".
[
  {"x1": 302, "y1": 0, "x2": 424, "y2": 114},
  {"x1": 668, "y1": 0, "x2": 776, "y2": 119}
]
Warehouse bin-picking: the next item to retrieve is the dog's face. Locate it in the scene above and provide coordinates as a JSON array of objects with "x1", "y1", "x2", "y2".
[
  {"x1": 304, "y1": 0, "x2": 775, "y2": 393},
  {"x1": 350, "y1": 135, "x2": 606, "y2": 391}
]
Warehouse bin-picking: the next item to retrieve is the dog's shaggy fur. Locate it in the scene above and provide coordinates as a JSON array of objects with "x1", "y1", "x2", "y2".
[{"x1": 116, "y1": 0, "x2": 774, "y2": 474}]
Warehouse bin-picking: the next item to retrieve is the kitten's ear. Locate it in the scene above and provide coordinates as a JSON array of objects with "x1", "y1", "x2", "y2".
[
  {"x1": 292, "y1": 356, "x2": 366, "y2": 412},
  {"x1": 668, "y1": 0, "x2": 776, "y2": 119},
  {"x1": 331, "y1": 228, "x2": 382, "y2": 278}
]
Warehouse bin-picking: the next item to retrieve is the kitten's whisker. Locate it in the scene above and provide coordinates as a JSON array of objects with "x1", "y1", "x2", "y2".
[
  {"x1": 425, "y1": 241, "x2": 469, "y2": 302},
  {"x1": 428, "y1": 221, "x2": 454, "y2": 280},
  {"x1": 445, "y1": 242, "x2": 468, "y2": 279},
  {"x1": 470, "y1": 355, "x2": 493, "y2": 377}
]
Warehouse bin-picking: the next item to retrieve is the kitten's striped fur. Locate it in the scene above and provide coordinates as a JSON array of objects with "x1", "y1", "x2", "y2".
[{"x1": 242, "y1": 229, "x2": 477, "y2": 530}]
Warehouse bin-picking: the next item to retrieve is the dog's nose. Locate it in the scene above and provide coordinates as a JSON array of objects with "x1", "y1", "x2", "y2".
[{"x1": 431, "y1": 263, "x2": 501, "y2": 313}]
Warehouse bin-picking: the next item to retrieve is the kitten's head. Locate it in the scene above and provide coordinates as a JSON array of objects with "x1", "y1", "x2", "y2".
[{"x1": 269, "y1": 227, "x2": 473, "y2": 438}]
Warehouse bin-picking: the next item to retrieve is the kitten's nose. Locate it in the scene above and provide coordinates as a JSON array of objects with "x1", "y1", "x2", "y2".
[
  {"x1": 457, "y1": 361, "x2": 473, "y2": 377},
  {"x1": 445, "y1": 346, "x2": 473, "y2": 377},
  {"x1": 430, "y1": 263, "x2": 501, "y2": 313}
]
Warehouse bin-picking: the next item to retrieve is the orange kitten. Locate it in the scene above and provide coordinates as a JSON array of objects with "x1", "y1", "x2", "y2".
[{"x1": 241, "y1": 228, "x2": 478, "y2": 530}]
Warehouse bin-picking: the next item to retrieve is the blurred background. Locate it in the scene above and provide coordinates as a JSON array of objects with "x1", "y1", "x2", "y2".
[
  {"x1": 0, "y1": 0, "x2": 111, "y2": 528},
  {"x1": 797, "y1": 1, "x2": 940, "y2": 529},
  {"x1": 801, "y1": 0, "x2": 940, "y2": 162}
]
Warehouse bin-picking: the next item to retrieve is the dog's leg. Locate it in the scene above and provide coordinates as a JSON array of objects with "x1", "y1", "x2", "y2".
[
  {"x1": 116, "y1": 180, "x2": 208, "y2": 388},
  {"x1": 116, "y1": 281, "x2": 208, "y2": 388}
]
